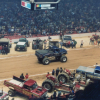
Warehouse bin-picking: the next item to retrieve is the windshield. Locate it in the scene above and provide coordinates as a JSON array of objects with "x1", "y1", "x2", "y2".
[
  {"x1": 19, "y1": 38, "x2": 26, "y2": 42},
  {"x1": 30, "y1": 83, "x2": 38, "y2": 90},
  {"x1": 64, "y1": 36, "x2": 72, "y2": 40}
]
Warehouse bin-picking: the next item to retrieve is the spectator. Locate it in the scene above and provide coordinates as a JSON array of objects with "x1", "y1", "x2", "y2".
[
  {"x1": 46, "y1": 72, "x2": 50, "y2": 77},
  {"x1": 56, "y1": 67, "x2": 59, "y2": 77},
  {"x1": 20, "y1": 73, "x2": 24, "y2": 79},
  {"x1": 25, "y1": 73, "x2": 29, "y2": 79},
  {"x1": 52, "y1": 69, "x2": 55, "y2": 75}
]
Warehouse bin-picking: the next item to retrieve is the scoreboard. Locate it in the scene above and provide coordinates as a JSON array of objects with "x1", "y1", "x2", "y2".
[
  {"x1": 34, "y1": 3, "x2": 58, "y2": 10},
  {"x1": 21, "y1": 0, "x2": 60, "y2": 10}
]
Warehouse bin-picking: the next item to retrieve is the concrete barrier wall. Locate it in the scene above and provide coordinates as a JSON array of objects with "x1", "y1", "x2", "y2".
[{"x1": 11, "y1": 32, "x2": 100, "y2": 43}]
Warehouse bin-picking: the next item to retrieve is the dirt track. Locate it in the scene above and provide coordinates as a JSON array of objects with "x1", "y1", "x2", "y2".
[{"x1": 0, "y1": 36, "x2": 99, "y2": 100}]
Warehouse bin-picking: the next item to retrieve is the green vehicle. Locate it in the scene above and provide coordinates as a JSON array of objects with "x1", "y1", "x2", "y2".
[{"x1": 15, "y1": 38, "x2": 30, "y2": 51}]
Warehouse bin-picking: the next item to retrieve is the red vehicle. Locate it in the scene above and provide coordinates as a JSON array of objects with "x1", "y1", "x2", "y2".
[
  {"x1": 4, "y1": 76, "x2": 47, "y2": 99},
  {"x1": 42, "y1": 74, "x2": 80, "y2": 93}
]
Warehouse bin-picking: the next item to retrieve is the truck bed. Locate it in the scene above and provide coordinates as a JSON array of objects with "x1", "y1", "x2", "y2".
[{"x1": 9, "y1": 79, "x2": 24, "y2": 87}]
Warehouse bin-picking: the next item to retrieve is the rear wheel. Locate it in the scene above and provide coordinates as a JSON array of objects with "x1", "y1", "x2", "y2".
[
  {"x1": 24, "y1": 47, "x2": 27, "y2": 51},
  {"x1": 60, "y1": 56, "x2": 67, "y2": 62},
  {"x1": 58, "y1": 72, "x2": 69, "y2": 83},
  {"x1": 8, "y1": 90, "x2": 15, "y2": 97},
  {"x1": 15, "y1": 47, "x2": 17, "y2": 51},
  {"x1": 43, "y1": 58, "x2": 50, "y2": 65},
  {"x1": 42, "y1": 79, "x2": 55, "y2": 92}
]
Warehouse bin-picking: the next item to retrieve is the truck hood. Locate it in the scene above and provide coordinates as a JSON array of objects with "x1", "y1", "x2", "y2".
[
  {"x1": 59, "y1": 48, "x2": 67, "y2": 54},
  {"x1": 36, "y1": 50, "x2": 53, "y2": 55},
  {"x1": 31, "y1": 86, "x2": 47, "y2": 96},
  {"x1": 17, "y1": 42, "x2": 26, "y2": 45}
]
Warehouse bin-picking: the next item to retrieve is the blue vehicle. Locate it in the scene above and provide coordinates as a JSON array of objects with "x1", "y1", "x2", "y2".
[
  {"x1": 76, "y1": 66, "x2": 100, "y2": 80},
  {"x1": 35, "y1": 46, "x2": 67, "y2": 65}
]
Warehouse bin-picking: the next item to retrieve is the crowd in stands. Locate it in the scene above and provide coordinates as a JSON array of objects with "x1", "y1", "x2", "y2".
[{"x1": 0, "y1": 0, "x2": 100, "y2": 37}]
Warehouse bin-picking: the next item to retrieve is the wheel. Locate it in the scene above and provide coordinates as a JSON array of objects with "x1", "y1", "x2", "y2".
[
  {"x1": 58, "y1": 72, "x2": 69, "y2": 83},
  {"x1": 27, "y1": 43, "x2": 30, "y2": 47},
  {"x1": 42, "y1": 79, "x2": 55, "y2": 92},
  {"x1": 8, "y1": 90, "x2": 15, "y2": 97},
  {"x1": 8, "y1": 49, "x2": 10, "y2": 53},
  {"x1": 24, "y1": 47, "x2": 27, "y2": 51},
  {"x1": 15, "y1": 47, "x2": 17, "y2": 51},
  {"x1": 60, "y1": 56, "x2": 67, "y2": 62},
  {"x1": 43, "y1": 58, "x2": 50, "y2": 65}
]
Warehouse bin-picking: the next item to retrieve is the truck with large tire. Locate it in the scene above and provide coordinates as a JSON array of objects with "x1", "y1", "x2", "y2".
[
  {"x1": 35, "y1": 45, "x2": 67, "y2": 65},
  {"x1": 42, "y1": 74, "x2": 80, "y2": 93},
  {"x1": 76, "y1": 66, "x2": 100, "y2": 81},
  {"x1": 0, "y1": 38, "x2": 12, "y2": 53},
  {"x1": 32, "y1": 38, "x2": 43, "y2": 50},
  {"x1": 15, "y1": 38, "x2": 30, "y2": 51},
  {"x1": 4, "y1": 76, "x2": 47, "y2": 99},
  {"x1": 49, "y1": 41, "x2": 59, "y2": 48},
  {"x1": 62, "y1": 35, "x2": 72, "y2": 46}
]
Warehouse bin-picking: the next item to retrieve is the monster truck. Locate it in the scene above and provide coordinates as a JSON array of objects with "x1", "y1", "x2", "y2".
[
  {"x1": 49, "y1": 41, "x2": 59, "y2": 48},
  {"x1": 4, "y1": 76, "x2": 47, "y2": 99},
  {"x1": 35, "y1": 45, "x2": 67, "y2": 65},
  {"x1": 62, "y1": 35, "x2": 72, "y2": 47},
  {"x1": 0, "y1": 89, "x2": 9, "y2": 100},
  {"x1": 76, "y1": 66, "x2": 100, "y2": 81},
  {"x1": 0, "y1": 38, "x2": 12, "y2": 53},
  {"x1": 42, "y1": 74, "x2": 80, "y2": 93},
  {"x1": 32, "y1": 38, "x2": 43, "y2": 49},
  {"x1": 15, "y1": 38, "x2": 30, "y2": 51}
]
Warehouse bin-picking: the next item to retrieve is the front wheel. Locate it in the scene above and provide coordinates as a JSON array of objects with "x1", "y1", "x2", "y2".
[
  {"x1": 60, "y1": 56, "x2": 67, "y2": 62},
  {"x1": 43, "y1": 58, "x2": 50, "y2": 65},
  {"x1": 8, "y1": 90, "x2": 15, "y2": 97}
]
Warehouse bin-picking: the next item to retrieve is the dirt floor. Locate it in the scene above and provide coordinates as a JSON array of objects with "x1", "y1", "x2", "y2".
[{"x1": 0, "y1": 36, "x2": 99, "y2": 100}]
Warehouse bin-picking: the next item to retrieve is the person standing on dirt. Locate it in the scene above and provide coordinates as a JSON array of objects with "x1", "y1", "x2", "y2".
[
  {"x1": 71, "y1": 40, "x2": 74, "y2": 48},
  {"x1": 53, "y1": 90, "x2": 57, "y2": 99},
  {"x1": 20, "y1": 73, "x2": 24, "y2": 79},
  {"x1": 56, "y1": 67, "x2": 59, "y2": 77},
  {"x1": 5, "y1": 45, "x2": 8, "y2": 55},
  {"x1": 0, "y1": 45, "x2": 2, "y2": 54},
  {"x1": 80, "y1": 40, "x2": 84, "y2": 48},
  {"x1": 44, "y1": 39, "x2": 47, "y2": 50},
  {"x1": 60, "y1": 41, "x2": 63, "y2": 48},
  {"x1": 60, "y1": 67, "x2": 63, "y2": 73},
  {"x1": 74, "y1": 40, "x2": 77, "y2": 48},
  {"x1": 25, "y1": 73, "x2": 29, "y2": 79},
  {"x1": 52, "y1": 69, "x2": 55, "y2": 75}
]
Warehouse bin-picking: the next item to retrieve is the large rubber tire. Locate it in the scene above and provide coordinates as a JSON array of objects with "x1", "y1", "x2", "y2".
[
  {"x1": 24, "y1": 47, "x2": 27, "y2": 51},
  {"x1": 27, "y1": 43, "x2": 29, "y2": 47},
  {"x1": 15, "y1": 47, "x2": 17, "y2": 51},
  {"x1": 58, "y1": 72, "x2": 69, "y2": 83},
  {"x1": 8, "y1": 90, "x2": 15, "y2": 97},
  {"x1": 42, "y1": 79, "x2": 55, "y2": 92},
  {"x1": 43, "y1": 58, "x2": 50, "y2": 65},
  {"x1": 60, "y1": 56, "x2": 67, "y2": 62},
  {"x1": 8, "y1": 49, "x2": 10, "y2": 53}
]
